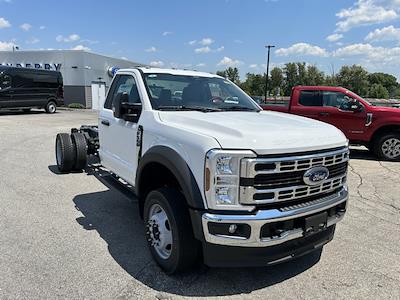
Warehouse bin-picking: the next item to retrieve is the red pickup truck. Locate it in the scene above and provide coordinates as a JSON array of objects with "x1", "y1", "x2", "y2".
[{"x1": 261, "y1": 86, "x2": 400, "y2": 161}]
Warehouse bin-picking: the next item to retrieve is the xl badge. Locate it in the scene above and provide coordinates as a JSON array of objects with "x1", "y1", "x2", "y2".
[{"x1": 303, "y1": 166, "x2": 329, "y2": 186}]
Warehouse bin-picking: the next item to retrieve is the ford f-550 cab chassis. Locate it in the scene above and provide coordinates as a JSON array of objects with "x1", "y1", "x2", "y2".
[{"x1": 55, "y1": 67, "x2": 349, "y2": 274}]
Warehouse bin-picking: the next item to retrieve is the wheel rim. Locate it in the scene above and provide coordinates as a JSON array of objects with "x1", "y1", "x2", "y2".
[
  {"x1": 49, "y1": 103, "x2": 56, "y2": 113},
  {"x1": 381, "y1": 137, "x2": 400, "y2": 159},
  {"x1": 147, "y1": 204, "x2": 172, "y2": 260},
  {"x1": 56, "y1": 138, "x2": 62, "y2": 166}
]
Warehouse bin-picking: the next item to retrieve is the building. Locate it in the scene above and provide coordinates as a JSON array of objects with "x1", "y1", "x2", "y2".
[{"x1": 0, "y1": 50, "x2": 145, "y2": 109}]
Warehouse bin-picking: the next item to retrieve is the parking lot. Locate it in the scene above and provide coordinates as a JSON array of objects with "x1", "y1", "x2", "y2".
[{"x1": 0, "y1": 109, "x2": 399, "y2": 300}]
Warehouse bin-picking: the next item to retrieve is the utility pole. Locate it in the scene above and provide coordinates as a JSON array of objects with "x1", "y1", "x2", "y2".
[{"x1": 264, "y1": 45, "x2": 275, "y2": 102}]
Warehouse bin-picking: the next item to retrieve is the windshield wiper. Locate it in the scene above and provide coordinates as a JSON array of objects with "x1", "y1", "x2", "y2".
[
  {"x1": 157, "y1": 105, "x2": 222, "y2": 112},
  {"x1": 220, "y1": 106, "x2": 260, "y2": 112}
]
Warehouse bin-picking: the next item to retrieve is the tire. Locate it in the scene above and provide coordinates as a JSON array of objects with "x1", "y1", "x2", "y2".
[
  {"x1": 144, "y1": 188, "x2": 199, "y2": 274},
  {"x1": 55, "y1": 133, "x2": 76, "y2": 172},
  {"x1": 45, "y1": 101, "x2": 57, "y2": 114},
  {"x1": 374, "y1": 133, "x2": 400, "y2": 161},
  {"x1": 71, "y1": 132, "x2": 88, "y2": 171}
]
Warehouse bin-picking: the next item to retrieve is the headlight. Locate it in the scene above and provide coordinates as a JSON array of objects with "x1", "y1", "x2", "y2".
[{"x1": 205, "y1": 149, "x2": 256, "y2": 211}]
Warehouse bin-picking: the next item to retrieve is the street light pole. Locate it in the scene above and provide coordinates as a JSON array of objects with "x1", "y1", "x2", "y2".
[{"x1": 264, "y1": 45, "x2": 275, "y2": 102}]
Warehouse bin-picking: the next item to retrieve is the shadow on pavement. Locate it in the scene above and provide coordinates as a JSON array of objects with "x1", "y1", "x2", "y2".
[
  {"x1": 349, "y1": 147, "x2": 377, "y2": 161},
  {"x1": 62, "y1": 161, "x2": 322, "y2": 297},
  {"x1": 0, "y1": 109, "x2": 48, "y2": 115}
]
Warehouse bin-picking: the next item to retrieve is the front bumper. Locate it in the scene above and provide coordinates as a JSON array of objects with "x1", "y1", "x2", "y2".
[{"x1": 201, "y1": 187, "x2": 348, "y2": 248}]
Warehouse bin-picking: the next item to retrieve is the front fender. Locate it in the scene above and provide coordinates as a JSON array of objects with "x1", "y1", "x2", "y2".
[{"x1": 135, "y1": 145, "x2": 206, "y2": 210}]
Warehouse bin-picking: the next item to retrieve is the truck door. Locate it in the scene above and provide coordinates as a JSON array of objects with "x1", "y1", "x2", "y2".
[
  {"x1": 290, "y1": 90, "x2": 324, "y2": 120},
  {"x1": 98, "y1": 73, "x2": 141, "y2": 185},
  {"x1": 318, "y1": 91, "x2": 367, "y2": 140}
]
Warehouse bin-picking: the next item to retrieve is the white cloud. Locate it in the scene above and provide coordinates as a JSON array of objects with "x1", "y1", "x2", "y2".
[
  {"x1": 39, "y1": 25, "x2": 46, "y2": 30},
  {"x1": 188, "y1": 40, "x2": 197, "y2": 45},
  {"x1": 196, "y1": 63, "x2": 206, "y2": 67},
  {"x1": 26, "y1": 37, "x2": 40, "y2": 44},
  {"x1": 20, "y1": 23, "x2": 31, "y2": 31},
  {"x1": 162, "y1": 31, "x2": 173, "y2": 36},
  {"x1": 56, "y1": 34, "x2": 80, "y2": 42},
  {"x1": 121, "y1": 56, "x2": 128, "y2": 60},
  {"x1": 275, "y1": 43, "x2": 328, "y2": 57},
  {"x1": 200, "y1": 38, "x2": 214, "y2": 45},
  {"x1": 145, "y1": 46, "x2": 158, "y2": 52},
  {"x1": 334, "y1": 43, "x2": 400, "y2": 67},
  {"x1": 195, "y1": 45, "x2": 224, "y2": 54},
  {"x1": 71, "y1": 45, "x2": 90, "y2": 51},
  {"x1": 195, "y1": 46, "x2": 211, "y2": 53},
  {"x1": 365, "y1": 25, "x2": 400, "y2": 42},
  {"x1": 217, "y1": 56, "x2": 243, "y2": 67},
  {"x1": 234, "y1": 39, "x2": 243, "y2": 44},
  {"x1": 0, "y1": 41, "x2": 16, "y2": 50},
  {"x1": 249, "y1": 64, "x2": 258, "y2": 68},
  {"x1": 335, "y1": 0, "x2": 398, "y2": 32},
  {"x1": 0, "y1": 17, "x2": 11, "y2": 29},
  {"x1": 149, "y1": 60, "x2": 165, "y2": 67},
  {"x1": 326, "y1": 33, "x2": 344, "y2": 42}
]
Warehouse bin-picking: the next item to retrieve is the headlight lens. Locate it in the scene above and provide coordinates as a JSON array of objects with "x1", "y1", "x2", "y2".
[{"x1": 205, "y1": 149, "x2": 256, "y2": 210}]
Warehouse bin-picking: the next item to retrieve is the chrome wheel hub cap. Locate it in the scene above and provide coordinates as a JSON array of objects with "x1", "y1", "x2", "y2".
[
  {"x1": 147, "y1": 204, "x2": 172, "y2": 259},
  {"x1": 382, "y1": 138, "x2": 400, "y2": 159}
]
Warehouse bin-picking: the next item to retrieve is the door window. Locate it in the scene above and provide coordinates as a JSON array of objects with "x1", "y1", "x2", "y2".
[
  {"x1": 298, "y1": 90, "x2": 322, "y2": 106},
  {"x1": 104, "y1": 75, "x2": 141, "y2": 109},
  {"x1": 321, "y1": 91, "x2": 358, "y2": 111},
  {"x1": 0, "y1": 72, "x2": 11, "y2": 90}
]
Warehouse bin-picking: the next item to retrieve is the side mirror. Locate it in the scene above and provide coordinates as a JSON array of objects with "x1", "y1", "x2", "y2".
[
  {"x1": 121, "y1": 102, "x2": 142, "y2": 122},
  {"x1": 350, "y1": 100, "x2": 363, "y2": 112},
  {"x1": 113, "y1": 92, "x2": 129, "y2": 118}
]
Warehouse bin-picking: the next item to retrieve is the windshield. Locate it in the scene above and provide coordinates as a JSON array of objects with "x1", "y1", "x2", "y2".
[{"x1": 142, "y1": 73, "x2": 260, "y2": 112}]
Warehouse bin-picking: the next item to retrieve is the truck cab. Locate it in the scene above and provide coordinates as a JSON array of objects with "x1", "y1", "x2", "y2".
[
  {"x1": 55, "y1": 68, "x2": 349, "y2": 273},
  {"x1": 262, "y1": 86, "x2": 400, "y2": 161}
]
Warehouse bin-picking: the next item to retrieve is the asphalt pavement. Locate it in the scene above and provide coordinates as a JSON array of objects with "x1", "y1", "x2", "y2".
[{"x1": 0, "y1": 109, "x2": 399, "y2": 300}]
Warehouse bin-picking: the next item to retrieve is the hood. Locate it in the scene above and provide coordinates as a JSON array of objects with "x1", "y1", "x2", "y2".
[
  {"x1": 371, "y1": 105, "x2": 400, "y2": 113},
  {"x1": 158, "y1": 111, "x2": 347, "y2": 155}
]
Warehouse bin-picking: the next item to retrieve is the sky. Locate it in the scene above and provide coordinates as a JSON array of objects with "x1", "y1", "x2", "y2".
[{"x1": 1, "y1": 0, "x2": 400, "y2": 79}]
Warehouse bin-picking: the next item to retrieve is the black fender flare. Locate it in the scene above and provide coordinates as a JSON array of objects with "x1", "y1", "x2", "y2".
[{"x1": 135, "y1": 146, "x2": 206, "y2": 210}]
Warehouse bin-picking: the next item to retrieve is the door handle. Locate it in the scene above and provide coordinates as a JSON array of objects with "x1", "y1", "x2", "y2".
[
  {"x1": 319, "y1": 112, "x2": 330, "y2": 116},
  {"x1": 101, "y1": 120, "x2": 110, "y2": 126}
]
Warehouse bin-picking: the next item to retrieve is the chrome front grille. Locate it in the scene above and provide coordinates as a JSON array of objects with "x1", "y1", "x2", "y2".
[{"x1": 240, "y1": 148, "x2": 349, "y2": 205}]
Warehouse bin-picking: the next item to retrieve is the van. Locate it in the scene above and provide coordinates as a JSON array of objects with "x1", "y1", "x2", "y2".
[{"x1": 0, "y1": 66, "x2": 64, "y2": 113}]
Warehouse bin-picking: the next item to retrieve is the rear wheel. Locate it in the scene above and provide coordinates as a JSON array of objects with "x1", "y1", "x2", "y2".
[
  {"x1": 71, "y1": 132, "x2": 88, "y2": 171},
  {"x1": 144, "y1": 188, "x2": 199, "y2": 274},
  {"x1": 55, "y1": 133, "x2": 75, "y2": 172},
  {"x1": 45, "y1": 101, "x2": 57, "y2": 114},
  {"x1": 374, "y1": 133, "x2": 400, "y2": 161}
]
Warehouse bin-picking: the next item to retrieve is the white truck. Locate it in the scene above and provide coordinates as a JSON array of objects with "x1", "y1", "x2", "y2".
[{"x1": 55, "y1": 67, "x2": 349, "y2": 274}]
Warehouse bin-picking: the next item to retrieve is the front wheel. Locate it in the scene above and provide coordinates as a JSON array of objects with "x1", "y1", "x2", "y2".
[
  {"x1": 45, "y1": 101, "x2": 57, "y2": 114},
  {"x1": 374, "y1": 133, "x2": 400, "y2": 161},
  {"x1": 144, "y1": 188, "x2": 199, "y2": 274}
]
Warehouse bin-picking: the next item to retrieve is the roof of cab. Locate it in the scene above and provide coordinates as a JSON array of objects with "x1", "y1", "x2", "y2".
[{"x1": 117, "y1": 67, "x2": 223, "y2": 78}]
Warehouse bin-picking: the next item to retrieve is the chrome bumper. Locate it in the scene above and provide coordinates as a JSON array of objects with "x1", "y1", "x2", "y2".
[{"x1": 202, "y1": 187, "x2": 348, "y2": 247}]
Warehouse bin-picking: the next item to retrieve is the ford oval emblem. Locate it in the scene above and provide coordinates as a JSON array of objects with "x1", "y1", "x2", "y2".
[{"x1": 303, "y1": 166, "x2": 329, "y2": 186}]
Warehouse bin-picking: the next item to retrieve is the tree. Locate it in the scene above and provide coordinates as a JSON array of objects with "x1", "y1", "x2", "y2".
[
  {"x1": 216, "y1": 70, "x2": 226, "y2": 78},
  {"x1": 240, "y1": 73, "x2": 265, "y2": 96},
  {"x1": 297, "y1": 62, "x2": 307, "y2": 86},
  {"x1": 270, "y1": 67, "x2": 284, "y2": 96},
  {"x1": 368, "y1": 72, "x2": 399, "y2": 97},
  {"x1": 368, "y1": 83, "x2": 390, "y2": 99},
  {"x1": 336, "y1": 65, "x2": 370, "y2": 96},
  {"x1": 305, "y1": 65, "x2": 325, "y2": 86},
  {"x1": 217, "y1": 67, "x2": 240, "y2": 84},
  {"x1": 283, "y1": 63, "x2": 299, "y2": 95}
]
